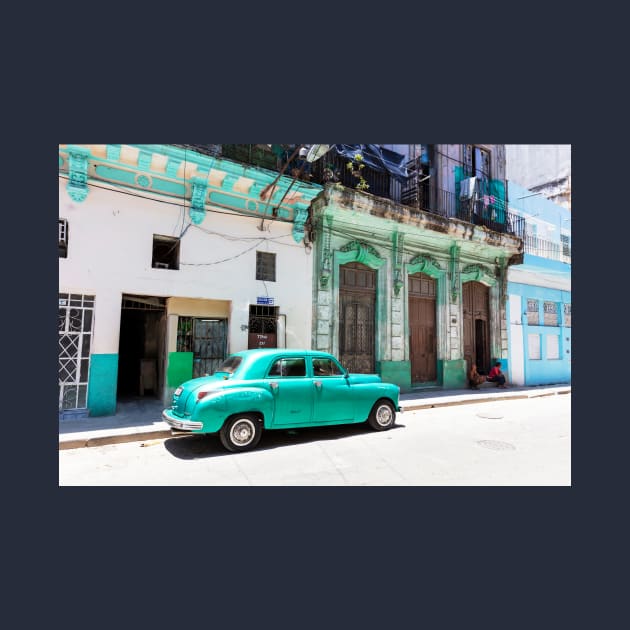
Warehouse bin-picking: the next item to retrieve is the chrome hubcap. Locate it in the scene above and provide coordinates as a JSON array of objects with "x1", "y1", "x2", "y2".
[
  {"x1": 376, "y1": 405, "x2": 393, "y2": 427},
  {"x1": 231, "y1": 419, "x2": 255, "y2": 446}
]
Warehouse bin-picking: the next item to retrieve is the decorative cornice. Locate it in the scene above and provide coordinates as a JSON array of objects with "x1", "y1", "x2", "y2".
[
  {"x1": 408, "y1": 253, "x2": 443, "y2": 275},
  {"x1": 338, "y1": 240, "x2": 384, "y2": 269},
  {"x1": 461, "y1": 263, "x2": 496, "y2": 286},
  {"x1": 58, "y1": 144, "x2": 324, "y2": 242}
]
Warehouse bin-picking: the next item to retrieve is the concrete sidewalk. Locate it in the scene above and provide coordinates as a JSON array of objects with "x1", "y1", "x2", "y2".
[{"x1": 58, "y1": 384, "x2": 571, "y2": 450}]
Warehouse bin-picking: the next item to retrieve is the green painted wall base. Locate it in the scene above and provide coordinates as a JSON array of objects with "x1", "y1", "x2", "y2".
[
  {"x1": 440, "y1": 359, "x2": 467, "y2": 389},
  {"x1": 376, "y1": 361, "x2": 411, "y2": 390},
  {"x1": 87, "y1": 354, "x2": 118, "y2": 417},
  {"x1": 167, "y1": 352, "x2": 193, "y2": 387}
]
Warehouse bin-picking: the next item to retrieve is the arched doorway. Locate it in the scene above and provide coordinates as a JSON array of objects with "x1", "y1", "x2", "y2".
[
  {"x1": 462, "y1": 281, "x2": 490, "y2": 375},
  {"x1": 339, "y1": 262, "x2": 376, "y2": 373},
  {"x1": 408, "y1": 272, "x2": 437, "y2": 383}
]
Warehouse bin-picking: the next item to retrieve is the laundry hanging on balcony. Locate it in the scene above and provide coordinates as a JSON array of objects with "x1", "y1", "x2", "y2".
[{"x1": 332, "y1": 145, "x2": 409, "y2": 183}]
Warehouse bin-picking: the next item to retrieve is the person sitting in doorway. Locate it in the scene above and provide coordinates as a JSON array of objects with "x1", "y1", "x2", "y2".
[
  {"x1": 468, "y1": 364, "x2": 485, "y2": 390},
  {"x1": 487, "y1": 362, "x2": 508, "y2": 388}
]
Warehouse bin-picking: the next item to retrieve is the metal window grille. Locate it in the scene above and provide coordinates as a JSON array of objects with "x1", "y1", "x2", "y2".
[
  {"x1": 527, "y1": 299, "x2": 539, "y2": 325},
  {"x1": 59, "y1": 293, "x2": 94, "y2": 411},
  {"x1": 543, "y1": 301, "x2": 559, "y2": 326},
  {"x1": 563, "y1": 303, "x2": 571, "y2": 327},
  {"x1": 177, "y1": 317, "x2": 227, "y2": 378},
  {"x1": 59, "y1": 218, "x2": 68, "y2": 258},
  {"x1": 256, "y1": 252, "x2": 276, "y2": 282}
]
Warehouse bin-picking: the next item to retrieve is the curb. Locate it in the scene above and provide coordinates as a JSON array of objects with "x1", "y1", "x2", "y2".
[
  {"x1": 59, "y1": 388, "x2": 570, "y2": 450},
  {"x1": 59, "y1": 429, "x2": 173, "y2": 451},
  {"x1": 399, "y1": 388, "x2": 570, "y2": 413}
]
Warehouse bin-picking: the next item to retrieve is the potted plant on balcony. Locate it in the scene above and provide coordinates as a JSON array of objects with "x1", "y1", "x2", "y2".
[{"x1": 346, "y1": 152, "x2": 370, "y2": 192}]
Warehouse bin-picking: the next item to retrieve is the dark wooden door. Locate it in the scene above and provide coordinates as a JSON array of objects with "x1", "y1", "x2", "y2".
[
  {"x1": 339, "y1": 263, "x2": 376, "y2": 374},
  {"x1": 408, "y1": 273, "x2": 436, "y2": 382},
  {"x1": 462, "y1": 281, "x2": 490, "y2": 374}
]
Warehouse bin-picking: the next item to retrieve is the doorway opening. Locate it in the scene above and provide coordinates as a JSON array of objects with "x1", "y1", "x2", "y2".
[
  {"x1": 462, "y1": 281, "x2": 491, "y2": 375},
  {"x1": 117, "y1": 295, "x2": 166, "y2": 401}
]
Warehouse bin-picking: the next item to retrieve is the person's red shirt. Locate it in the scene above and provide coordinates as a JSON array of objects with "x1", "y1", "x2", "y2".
[{"x1": 488, "y1": 366, "x2": 501, "y2": 379}]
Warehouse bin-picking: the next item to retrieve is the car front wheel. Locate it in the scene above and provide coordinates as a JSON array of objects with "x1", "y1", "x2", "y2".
[
  {"x1": 219, "y1": 414, "x2": 263, "y2": 452},
  {"x1": 367, "y1": 399, "x2": 396, "y2": 431}
]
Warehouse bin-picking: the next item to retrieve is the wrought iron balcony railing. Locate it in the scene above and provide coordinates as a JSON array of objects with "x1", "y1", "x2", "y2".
[
  {"x1": 181, "y1": 144, "x2": 524, "y2": 238},
  {"x1": 524, "y1": 234, "x2": 571, "y2": 264}
]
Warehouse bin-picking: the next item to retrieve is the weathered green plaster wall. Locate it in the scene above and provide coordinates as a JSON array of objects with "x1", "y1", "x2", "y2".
[
  {"x1": 167, "y1": 352, "x2": 193, "y2": 387},
  {"x1": 87, "y1": 354, "x2": 118, "y2": 417},
  {"x1": 376, "y1": 361, "x2": 411, "y2": 390},
  {"x1": 441, "y1": 359, "x2": 467, "y2": 389}
]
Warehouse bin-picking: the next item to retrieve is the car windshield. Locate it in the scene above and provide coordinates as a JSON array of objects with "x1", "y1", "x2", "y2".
[{"x1": 214, "y1": 356, "x2": 242, "y2": 375}]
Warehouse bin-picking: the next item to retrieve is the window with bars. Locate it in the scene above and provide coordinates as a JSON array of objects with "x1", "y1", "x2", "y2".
[
  {"x1": 527, "y1": 299, "x2": 539, "y2": 325},
  {"x1": 561, "y1": 234, "x2": 571, "y2": 257},
  {"x1": 256, "y1": 251, "x2": 276, "y2": 282},
  {"x1": 59, "y1": 293, "x2": 94, "y2": 410},
  {"x1": 563, "y1": 303, "x2": 571, "y2": 327},
  {"x1": 543, "y1": 301, "x2": 559, "y2": 326},
  {"x1": 59, "y1": 218, "x2": 68, "y2": 258}
]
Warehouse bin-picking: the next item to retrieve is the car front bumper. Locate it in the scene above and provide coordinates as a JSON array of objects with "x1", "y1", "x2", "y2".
[{"x1": 162, "y1": 410, "x2": 203, "y2": 431}]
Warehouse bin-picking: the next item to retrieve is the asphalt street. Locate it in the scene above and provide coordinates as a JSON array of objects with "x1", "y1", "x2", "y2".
[{"x1": 58, "y1": 394, "x2": 570, "y2": 486}]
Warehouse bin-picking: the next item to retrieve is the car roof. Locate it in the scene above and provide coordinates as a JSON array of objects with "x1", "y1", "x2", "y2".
[{"x1": 231, "y1": 349, "x2": 333, "y2": 359}]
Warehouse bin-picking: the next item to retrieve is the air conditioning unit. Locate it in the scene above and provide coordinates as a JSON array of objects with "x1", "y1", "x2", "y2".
[{"x1": 153, "y1": 262, "x2": 169, "y2": 269}]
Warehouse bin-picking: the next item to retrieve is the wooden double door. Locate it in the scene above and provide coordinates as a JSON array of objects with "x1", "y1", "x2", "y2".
[
  {"x1": 339, "y1": 263, "x2": 376, "y2": 374},
  {"x1": 462, "y1": 281, "x2": 490, "y2": 375},
  {"x1": 409, "y1": 273, "x2": 437, "y2": 383}
]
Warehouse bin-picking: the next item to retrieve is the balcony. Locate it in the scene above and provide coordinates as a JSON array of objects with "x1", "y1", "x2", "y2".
[
  {"x1": 186, "y1": 144, "x2": 524, "y2": 238},
  {"x1": 524, "y1": 234, "x2": 571, "y2": 264}
]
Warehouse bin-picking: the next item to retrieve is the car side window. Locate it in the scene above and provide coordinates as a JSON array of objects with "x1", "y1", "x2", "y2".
[
  {"x1": 312, "y1": 358, "x2": 344, "y2": 377},
  {"x1": 268, "y1": 358, "x2": 306, "y2": 378}
]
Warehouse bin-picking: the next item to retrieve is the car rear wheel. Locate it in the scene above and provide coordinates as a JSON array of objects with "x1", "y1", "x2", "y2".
[
  {"x1": 219, "y1": 414, "x2": 263, "y2": 452},
  {"x1": 367, "y1": 399, "x2": 396, "y2": 431}
]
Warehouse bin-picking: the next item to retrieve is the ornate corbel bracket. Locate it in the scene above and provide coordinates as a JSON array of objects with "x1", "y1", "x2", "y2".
[
  {"x1": 189, "y1": 177, "x2": 208, "y2": 224},
  {"x1": 66, "y1": 145, "x2": 91, "y2": 202},
  {"x1": 292, "y1": 203, "x2": 309, "y2": 243}
]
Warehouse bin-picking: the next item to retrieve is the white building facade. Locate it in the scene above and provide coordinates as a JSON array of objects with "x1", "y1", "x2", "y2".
[{"x1": 59, "y1": 144, "x2": 322, "y2": 417}]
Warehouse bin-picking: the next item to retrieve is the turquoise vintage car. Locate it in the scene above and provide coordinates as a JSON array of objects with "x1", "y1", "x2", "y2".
[{"x1": 162, "y1": 348, "x2": 401, "y2": 452}]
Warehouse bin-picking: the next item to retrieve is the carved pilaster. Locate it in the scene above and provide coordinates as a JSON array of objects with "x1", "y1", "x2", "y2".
[
  {"x1": 392, "y1": 232, "x2": 404, "y2": 296},
  {"x1": 450, "y1": 244, "x2": 460, "y2": 303},
  {"x1": 67, "y1": 145, "x2": 90, "y2": 202},
  {"x1": 320, "y1": 214, "x2": 333, "y2": 288}
]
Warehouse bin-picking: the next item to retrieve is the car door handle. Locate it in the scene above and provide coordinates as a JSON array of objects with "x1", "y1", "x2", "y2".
[
  {"x1": 314, "y1": 381, "x2": 322, "y2": 389},
  {"x1": 270, "y1": 382, "x2": 279, "y2": 391}
]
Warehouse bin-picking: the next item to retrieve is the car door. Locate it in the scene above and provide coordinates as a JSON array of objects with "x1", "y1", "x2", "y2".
[
  {"x1": 310, "y1": 357, "x2": 355, "y2": 423},
  {"x1": 266, "y1": 356, "x2": 313, "y2": 426}
]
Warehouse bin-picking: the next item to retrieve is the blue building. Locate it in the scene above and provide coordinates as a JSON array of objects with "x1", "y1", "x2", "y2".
[{"x1": 506, "y1": 181, "x2": 571, "y2": 386}]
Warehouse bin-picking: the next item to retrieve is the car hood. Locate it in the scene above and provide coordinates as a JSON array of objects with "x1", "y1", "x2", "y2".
[{"x1": 346, "y1": 373, "x2": 382, "y2": 385}]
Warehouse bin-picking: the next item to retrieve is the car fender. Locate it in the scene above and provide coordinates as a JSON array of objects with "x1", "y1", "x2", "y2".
[
  {"x1": 352, "y1": 383, "x2": 401, "y2": 420},
  {"x1": 191, "y1": 387, "x2": 275, "y2": 433}
]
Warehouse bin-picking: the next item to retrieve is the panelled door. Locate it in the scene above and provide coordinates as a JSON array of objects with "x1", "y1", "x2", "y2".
[
  {"x1": 462, "y1": 281, "x2": 490, "y2": 374},
  {"x1": 408, "y1": 273, "x2": 437, "y2": 382},
  {"x1": 339, "y1": 262, "x2": 376, "y2": 374}
]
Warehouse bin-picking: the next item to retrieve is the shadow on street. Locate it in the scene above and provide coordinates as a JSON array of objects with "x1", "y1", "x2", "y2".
[{"x1": 164, "y1": 421, "x2": 406, "y2": 459}]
